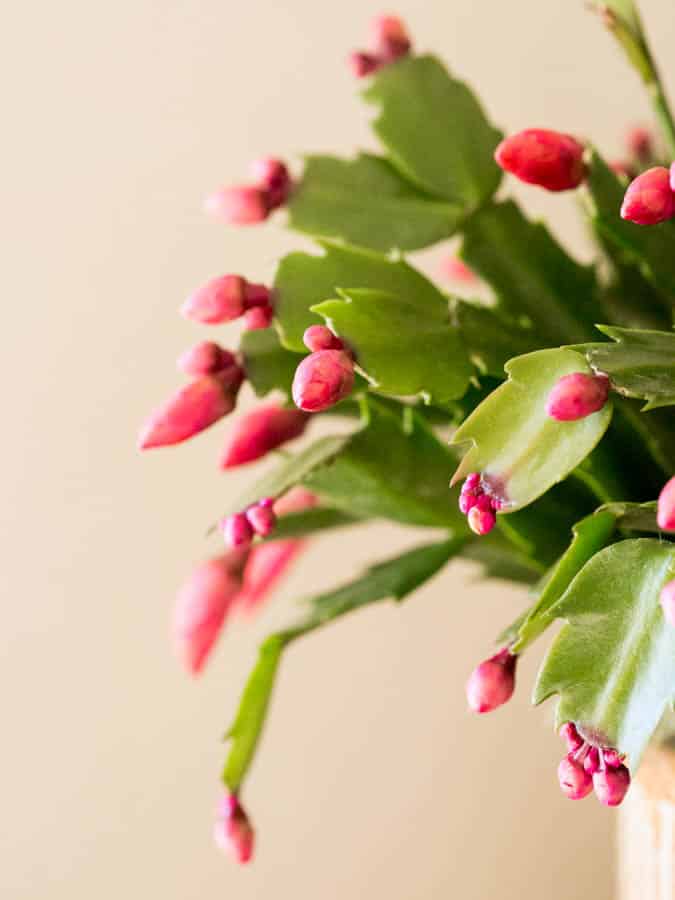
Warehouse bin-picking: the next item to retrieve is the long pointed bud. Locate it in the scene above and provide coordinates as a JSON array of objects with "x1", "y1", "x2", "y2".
[
  {"x1": 292, "y1": 349, "x2": 355, "y2": 412},
  {"x1": 220, "y1": 404, "x2": 309, "y2": 468},
  {"x1": 494, "y1": 129, "x2": 586, "y2": 192},
  {"x1": 545, "y1": 372, "x2": 609, "y2": 421},
  {"x1": 213, "y1": 794, "x2": 254, "y2": 864},
  {"x1": 138, "y1": 365, "x2": 244, "y2": 449},
  {"x1": 466, "y1": 647, "x2": 516, "y2": 713},
  {"x1": 657, "y1": 475, "x2": 675, "y2": 530},
  {"x1": 181, "y1": 275, "x2": 247, "y2": 324},
  {"x1": 204, "y1": 185, "x2": 269, "y2": 225},
  {"x1": 177, "y1": 341, "x2": 236, "y2": 376}
]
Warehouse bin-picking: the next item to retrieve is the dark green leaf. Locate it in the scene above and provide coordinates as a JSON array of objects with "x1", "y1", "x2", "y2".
[
  {"x1": 240, "y1": 328, "x2": 300, "y2": 398},
  {"x1": 263, "y1": 507, "x2": 364, "y2": 541},
  {"x1": 287, "y1": 154, "x2": 459, "y2": 253},
  {"x1": 453, "y1": 300, "x2": 540, "y2": 376},
  {"x1": 363, "y1": 55, "x2": 502, "y2": 206},
  {"x1": 534, "y1": 539, "x2": 675, "y2": 767},
  {"x1": 312, "y1": 288, "x2": 472, "y2": 404},
  {"x1": 598, "y1": 500, "x2": 660, "y2": 534},
  {"x1": 274, "y1": 240, "x2": 448, "y2": 352}
]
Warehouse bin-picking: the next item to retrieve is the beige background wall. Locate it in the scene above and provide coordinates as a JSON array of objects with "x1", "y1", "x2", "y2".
[{"x1": 3, "y1": 1, "x2": 674, "y2": 897}]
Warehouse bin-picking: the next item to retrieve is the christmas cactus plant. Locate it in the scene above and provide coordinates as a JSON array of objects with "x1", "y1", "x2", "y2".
[{"x1": 139, "y1": 2, "x2": 675, "y2": 862}]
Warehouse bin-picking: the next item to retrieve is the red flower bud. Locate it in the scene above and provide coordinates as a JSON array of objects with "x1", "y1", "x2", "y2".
[
  {"x1": 303, "y1": 324, "x2": 343, "y2": 352},
  {"x1": 558, "y1": 755, "x2": 593, "y2": 800},
  {"x1": 593, "y1": 765, "x2": 631, "y2": 806},
  {"x1": 177, "y1": 341, "x2": 236, "y2": 376},
  {"x1": 138, "y1": 366, "x2": 244, "y2": 449},
  {"x1": 250, "y1": 157, "x2": 291, "y2": 208},
  {"x1": 467, "y1": 504, "x2": 496, "y2": 535},
  {"x1": 657, "y1": 475, "x2": 675, "y2": 530},
  {"x1": 220, "y1": 404, "x2": 309, "y2": 468},
  {"x1": 545, "y1": 372, "x2": 610, "y2": 421},
  {"x1": 370, "y1": 15, "x2": 411, "y2": 61},
  {"x1": 204, "y1": 185, "x2": 269, "y2": 225},
  {"x1": 181, "y1": 275, "x2": 247, "y2": 324},
  {"x1": 466, "y1": 648, "x2": 516, "y2": 713},
  {"x1": 626, "y1": 126, "x2": 652, "y2": 162},
  {"x1": 620, "y1": 167, "x2": 675, "y2": 225},
  {"x1": 246, "y1": 502, "x2": 277, "y2": 537},
  {"x1": 494, "y1": 129, "x2": 586, "y2": 192},
  {"x1": 348, "y1": 51, "x2": 382, "y2": 78},
  {"x1": 221, "y1": 512, "x2": 254, "y2": 549},
  {"x1": 292, "y1": 349, "x2": 355, "y2": 412},
  {"x1": 603, "y1": 749, "x2": 624, "y2": 768},
  {"x1": 214, "y1": 794, "x2": 254, "y2": 864},
  {"x1": 659, "y1": 579, "x2": 675, "y2": 626},
  {"x1": 583, "y1": 747, "x2": 601, "y2": 775},
  {"x1": 244, "y1": 306, "x2": 274, "y2": 330},
  {"x1": 173, "y1": 552, "x2": 247, "y2": 674}
]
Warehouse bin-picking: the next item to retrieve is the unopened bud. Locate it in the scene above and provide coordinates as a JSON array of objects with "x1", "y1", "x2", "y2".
[
  {"x1": 181, "y1": 275, "x2": 247, "y2": 324},
  {"x1": 177, "y1": 341, "x2": 236, "y2": 376},
  {"x1": 221, "y1": 512, "x2": 254, "y2": 549},
  {"x1": 559, "y1": 722, "x2": 584, "y2": 753},
  {"x1": 348, "y1": 51, "x2": 382, "y2": 78},
  {"x1": 545, "y1": 372, "x2": 610, "y2": 421},
  {"x1": 593, "y1": 765, "x2": 631, "y2": 806},
  {"x1": 626, "y1": 126, "x2": 652, "y2": 162},
  {"x1": 370, "y1": 15, "x2": 411, "y2": 60},
  {"x1": 659, "y1": 579, "x2": 675, "y2": 626},
  {"x1": 583, "y1": 747, "x2": 601, "y2": 775},
  {"x1": 292, "y1": 349, "x2": 355, "y2": 413},
  {"x1": 558, "y1": 755, "x2": 593, "y2": 800},
  {"x1": 220, "y1": 404, "x2": 308, "y2": 468},
  {"x1": 620, "y1": 167, "x2": 675, "y2": 225},
  {"x1": 466, "y1": 648, "x2": 516, "y2": 713},
  {"x1": 467, "y1": 502, "x2": 496, "y2": 536},
  {"x1": 250, "y1": 157, "x2": 291, "y2": 208},
  {"x1": 204, "y1": 185, "x2": 269, "y2": 225},
  {"x1": 494, "y1": 129, "x2": 586, "y2": 192},
  {"x1": 214, "y1": 794, "x2": 254, "y2": 864},
  {"x1": 303, "y1": 324, "x2": 342, "y2": 352},
  {"x1": 657, "y1": 475, "x2": 675, "y2": 530},
  {"x1": 244, "y1": 306, "x2": 274, "y2": 330},
  {"x1": 244, "y1": 282, "x2": 273, "y2": 309},
  {"x1": 246, "y1": 502, "x2": 277, "y2": 537}
]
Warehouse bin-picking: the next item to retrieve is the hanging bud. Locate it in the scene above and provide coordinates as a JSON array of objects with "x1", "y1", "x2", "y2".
[
  {"x1": 494, "y1": 129, "x2": 587, "y2": 192},
  {"x1": 292, "y1": 349, "x2": 355, "y2": 413},
  {"x1": 246, "y1": 501, "x2": 277, "y2": 537},
  {"x1": 467, "y1": 502, "x2": 496, "y2": 536},
  {"x1": 250, "y1": 157, "x2": 292, "y2": 209},
  {"x1": 138, "y1": 366, "x2": 244, "y2": 450},
  {"x1": 348, "y1": 51, "x2": 382, "y2": 78},
  {"x1": 244, "y1": 306, "x2": 274, "y2": 330},
  {"x1": 220, "y1": 512, "x2": 254, "y2": 549},
  {"x1": 213, "y1": 794, "x2": 254, "y2": 864},
  {"x1": 181, "y1": 275, "x2": 247, "y2": 324},
  {"x1": 603, "y1": 749, "x2": 624, "y2": 768},
  {"x1": 370, "y1": 15, "x2": 411, "y2": 61},
  {"x1": 177, "y1": 341, "x2": 236, "y2": 376},
  {"x1": 557, "y1": 755, "x2": 593, "y2": 800},
  {"x1": 303, "y1": 324, "x2": 343, "y2": 352},
  {"x1": 204, "y1": 185, "x2": 269, "y2": 225},
  {"x1": 657, "y1": 475, "x2": 675, "y2": 530},
  {"x1": 620, "y1": 167, "x2": 675, "y2": 225},
  {"x1": 559, "y1": 722, "x2": 584, "y2": 753},
  {"x1": 466, "y1": 647, "x2": 517, "y2": 713},
  {"x1": 220, "y1": 404, "x2": 309, "y2": 468},
  {"x1": 583, "y1": 747, "x2": 601, "y2": 775},
  {"x1": 593, "y1": 765, "x2": 631, "y2": 807},
  {"x1": 545, "y1": 372, "x2": 610, "y2": 421},
  {"x1": 173, "y1": 552, "x2": 247, "y2": 674},
  {"x1": 659, "y1": 580, "x2": 675, "y2": 626}
]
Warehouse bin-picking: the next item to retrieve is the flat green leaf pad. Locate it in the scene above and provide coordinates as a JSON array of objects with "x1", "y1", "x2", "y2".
[
  {"x1": 534, "y1": 539, "x2": 675, "y2": 767},
  {"x1": 450, "y1": 348, "x2": 613, "y2": 511}
]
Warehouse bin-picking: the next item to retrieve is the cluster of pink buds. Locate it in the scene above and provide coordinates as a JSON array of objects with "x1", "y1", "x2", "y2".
[
  {"x1": 545, "y1": 372, "x2": 610, "y2": 421},
  {"x1": 292, "y1": 325, "x2": 355, "y2": 413},
  {"x1": 204, "y1": 156, "x2": 292, "y2": 226},
  {"x1": 182, "y1": 273, "x2": 274, "y2": 331},
  {"x1": 494, "y1": 128, "x2": 587, "y2": 192},
  {"x1": 214, "y1": 794, "x2": 254, "y2": 864},
  {"x1": 349, "y1": 15, "x2": 412, "y2": 78},
  {"x1": 466, "y1": 647, "x2": 517, "y2": 713},
  {"x1": 620, "y1": 164, "x2": 675, "y2": 225},
  {"x1": 220, "y1": 498, "x2": 277, "y2": 550},
  {"x1": 557, "y1": 723, "x2": 631, "y2": 806},
  {"x1": 459, "y1": 473, "x2": 501, "y2": 536}
]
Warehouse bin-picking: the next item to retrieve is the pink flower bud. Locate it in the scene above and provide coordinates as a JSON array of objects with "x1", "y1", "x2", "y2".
[
  {"x1": 181, "y1": 275, "x2": 247, "y2": 324},
  {"x1": 138, "y1": 367, "x2": 244, "y2": 450},
  {"x1": 558, "y1": 755, "x2": 593, "y2": 800},
  {"x1": 244, "y1": 282, "x2": 273, "y2": 309},
  {"x1": 439, "y1": 255, "x2": 477, "y2": 285},
  {"x1": 204, "y1": 185, "x2": 269, "y2": 225},
  {"x1": 348, "y1": 51, "x2": 382, "y2": 78},
  {"x1": 250, "y1": 157, "x2": 291, "y2": 208},
  {"x1": 292, "y1": 349, "x2": 355, "y2": 413},
  {"x1": 246, "y1": 502, "x2": 277, "y2": 537},
  {"x1": 603, "y1": 749, "x2": 623, "y2": 769},
  {"x1": 593, "y1": 765, "x2": 631, "y2": 807},
  {"x1": 657, "y1": 475, "x2": 675, "y2": 530},
  {"x1": 221, "y1": 513, "x2": 254, "y2": 549},
  {"x1": 177, "y1": 341, "x2": 236, "y2": 376},
  {"x1": 214, "y1": 794, "x2": 254, "y2": 864},
  {"x1": 466, "y1": 648, "x2": 516, "y2": 713},
  {"x1": 626, "y1": 126, "x2": 652, "y2": 162},
  {"x1": 559, "y1": 722, "x2": 584, "y2": 753},
  {"x1": 494, "y1": 129, "x2": 587, "y2": 192},
  {"x1": 173, "y1": 552, "x2": 246, "y2": 674},
  {"x1": 620, "y1": 167, "x2": 675, "y2": 225},
  {"x1": 370, "y1": 15, "x2": 411, "y2": 60},
  {"x1": 659, "y1": 579, "x2": 675, "y2": 626},
  {"x1": 220, "y1": 404, "x2": 309, "y2": 468},
  {"x1": 467, "y1": 503, "x2": 496, "y2": 536},
  {"x1": 670, "y1": 161, "x2": 675, "y2": 193},
  {"x1": 303, "y1": 324, "x2": 342, "y2": 352},
  {"x1": 583, "y1": 747, "x2": 601, "y2": 775},
  {"x1": 545, "y1": 372, "x2": 610, "y2": 421},
  {"x1": 244, "y1": 306, "x2": 274, "y2": 330}
]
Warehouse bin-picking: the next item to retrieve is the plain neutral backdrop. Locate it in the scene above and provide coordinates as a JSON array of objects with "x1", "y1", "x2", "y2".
[{"x1": 3, "y1": 1, "x2": 674, "y2": 897}]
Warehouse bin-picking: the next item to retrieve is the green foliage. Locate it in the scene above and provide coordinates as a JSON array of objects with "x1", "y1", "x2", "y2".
[
  {"x1": 451, "y1": 349, "x2": 614, "y2": 512},
  {"x1": 264, "y1": 507, "x2": 364, "y2": 541},
  {"x1": 534, "y1": 539, "x2": 675, "y2": 766},
  {"x1": 240, "y1": 328, "x2": 300, "y2": 398},
  {"x1": 363, "y1": 55, "x2": 502, "y2": 207}
]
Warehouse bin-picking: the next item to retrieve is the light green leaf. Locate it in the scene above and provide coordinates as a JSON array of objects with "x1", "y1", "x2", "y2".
[
  {"x1": 534, "y1": 539, "x2": 675, "y2": 767},
  {"x1": 363, "y1": 55, "x2": 502, "y2": 207},
  {"x1": 222, "y1": 538, "x2": 462, "y2": 792},
  {"x1": 287, "y1": 154, "x2": 460, "y2": 253},
  {"x1": 450, "y1": 348, "x2": 613, "y2": 512},
  {"x1": 312, "y1": 288, "x2": 472, "y2": 404},
  {"x1": 240, "y1": 328, "x2": 300, "y2": 398},
  {"x1": 460, "y1": 200, "x2": 600, "y2": 344},
  {"x1": 582, "y1": 325, "x2": 675, "y2": 409},
  {"x1": 274, "y1": 240, "x2": 448, "y2": 352},
  {"x1": 598, "y1": 500, "x2": 660, "y2": 534}
]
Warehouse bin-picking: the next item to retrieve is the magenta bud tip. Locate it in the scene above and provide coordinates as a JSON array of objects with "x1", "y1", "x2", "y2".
[
  {"x1": 246, "y1": 503, "x2": 277, "y2": 537},
  {"x1": 558, "y1": 755, "x2": 593, "y2": 800},
  {"x1": 303, "y1": 324, "x2": 342, "y2": 352},
  {"x1": 559, "y1": 722, "x2": 584, "y2": 753},
  {"x1": 466, "y1": 648, "x2": 516, "y2": 713},
  {"x1": 292, "y1": 349, "x2": 355, "y2": 413},
  {"x1": 467, "y1": 505, "x2": 496, "y2": 536},
  {"x1": 182, "y1": 274, "x2": 247, "y2": 324},
  {"x1": 546, "y1": 372, "x2": 610, "y2": 421},
  {"x1": 221, "y1": 513, "x2": 254, "y2": 549},
  {"x1": 657, "y1": 476, "x2": 675, "y2": 530},
  {"x1": 593, "y1": 765, "x2": 631, "y2": 807},
  {"x1": 214, "y1": 794, "x2": 254, "y2": 864},
  {"x1": 659, "y1": 579, "x2": 675, "y2": 626},
  {"x1": 348, "y1": 51, "x2": 381, "y2": 78}
]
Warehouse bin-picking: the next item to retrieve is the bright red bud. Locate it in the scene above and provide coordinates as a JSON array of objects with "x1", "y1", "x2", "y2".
[
  {"x1": 659, "y1": 579, "x2": 675, "y2": 626},
  {"x1": 138, "y1": 367, "x2": 244, "y2": 449},
  {"x1": 204, "y1": 185, "x2": 269, "y2": 225},
  {"x1": 220, "y1": 404, "x2": 309, "y2": 468},
  {"x1": 467, "y1": 498, "x2": 496, "y2": 535},
  {"x1": 620, "y1": 167, "x2": 675, "y2": 225},
  {"x1": 466, "y1": 648, "x2": 516, "y2": 713},
  {"x1": 593, "y1": 765, "x2": 631, "y2": 807},
  {"x1": 214, "y1": 795, "x2": 254, "y2": 864},
  {"x1": 494, "y1": 129, "x2": 586, "y2": 192},
  {"x1": 177, "y1": 341, "x2": 236, "y2": 376},
  {"x1": 292, "y1": 349, "x2": 355, "y2": 412},
  {"x1": 545, "y1": 372, "x2": 610, "y2": 421},
  {"x1": 181, "y1": 275, "x2": 247, "y2": 324},
  {"x1": 657, "y1": 476, "x2": 675, "y2": 530}
]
